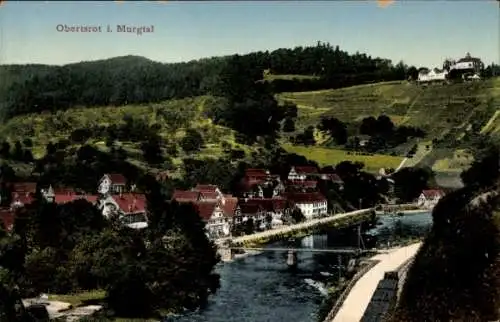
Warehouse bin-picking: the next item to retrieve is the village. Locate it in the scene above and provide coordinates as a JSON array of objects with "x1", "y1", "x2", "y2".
[{"x1": 0, "y1": 165, "x2": 446, "y2": 240}]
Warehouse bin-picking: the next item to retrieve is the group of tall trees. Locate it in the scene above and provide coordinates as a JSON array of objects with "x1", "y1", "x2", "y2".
[{"x1": 0, "y1": 169, "x2": 220, "y2": 319}]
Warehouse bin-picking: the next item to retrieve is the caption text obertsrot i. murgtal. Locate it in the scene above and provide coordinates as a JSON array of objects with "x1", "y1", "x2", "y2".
[{"x1": 56, "y1": 24, "x2": 154, "y2": 35}]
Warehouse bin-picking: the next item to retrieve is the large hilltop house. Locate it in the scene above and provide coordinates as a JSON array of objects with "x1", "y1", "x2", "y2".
[
  {"x1": 417, "y1": 68, "x2": 448, "y2": 84},
  {"x1": 449, "y1": 53, "x2": 484, "y2": 77},
  {"x1": 418, "y1": 53, "x2": 484, "y2": 85}
]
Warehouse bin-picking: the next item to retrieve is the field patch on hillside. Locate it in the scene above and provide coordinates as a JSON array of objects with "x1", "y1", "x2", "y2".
[
  {"x1": 282, "y1": 143, "x2": 403, "y2": 172},
  {"x1": 432, "y1": 149, "x2": 474, "y2": 173}
]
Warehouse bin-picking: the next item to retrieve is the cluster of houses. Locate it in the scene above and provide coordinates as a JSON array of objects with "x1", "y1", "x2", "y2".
[
  {"x1": 0, "y1": 173, "x2": 150, "y2": 233},
  {"x1": 417, "y1": 53, "x2": 483, "y2": 84},
  {"x1": 0, "y1": 167, "x2": 447, "y2": 240},
  {"x1": 0, "y1": 167, "x2": 339, "y2": 239},
  {"x1": 171, "y1": 166, "x2": 342, "y2": 239}
]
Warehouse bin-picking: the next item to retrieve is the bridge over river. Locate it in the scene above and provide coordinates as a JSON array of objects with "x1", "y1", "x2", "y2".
[
  {"x1": 168, "y1": 210, "x2": 433, "y2": 322},
  {"x1": 218, "y1": 208, "x2": 376, "y2": 261}
]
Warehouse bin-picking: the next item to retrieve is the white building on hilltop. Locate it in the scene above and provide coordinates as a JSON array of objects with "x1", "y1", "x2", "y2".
[{"x1": 417, "y1": 68, "x2": 448, "y2": 84}]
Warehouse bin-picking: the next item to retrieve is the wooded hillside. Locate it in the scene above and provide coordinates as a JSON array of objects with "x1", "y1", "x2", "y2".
[{"x1": 0, "y1": 42, "x2": 416, "y2": 120}]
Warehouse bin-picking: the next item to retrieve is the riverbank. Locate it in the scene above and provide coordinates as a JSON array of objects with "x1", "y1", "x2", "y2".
[
  {"x1": 375, "y1": 209, "x2": 430, "y2": 216},
  {"x1": 330, "y1": 242, "x2": 422, "y2": 322}
]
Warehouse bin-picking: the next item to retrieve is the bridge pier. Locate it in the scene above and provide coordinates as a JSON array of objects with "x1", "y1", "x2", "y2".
[
  {"x1": 218, "y1": 247, "x2": 234, "y2": 262},
  {"x1": 286, "y1": 250, "x2": 298, "y2": 268}
]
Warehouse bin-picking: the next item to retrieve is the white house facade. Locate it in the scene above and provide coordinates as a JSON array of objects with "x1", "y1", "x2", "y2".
[
  {"x1": 417, "y1": 189, "x2": 445, "y2": 209},
  {"x1": 288, "y1": 192, "x2": 328, "y2": 219},
  {"x1": 418, "y1": 69, "x2": 448, "y2": 83}
]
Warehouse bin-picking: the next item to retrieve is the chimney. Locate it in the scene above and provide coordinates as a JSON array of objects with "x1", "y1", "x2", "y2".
[{"x1": 128, "y1": 205, "x2": 132, "y2": 213}]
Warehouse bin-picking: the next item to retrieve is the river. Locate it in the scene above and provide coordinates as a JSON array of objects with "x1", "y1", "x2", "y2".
[{"x1": 166, "y1": 211, "x2": 433, "y2": 322}]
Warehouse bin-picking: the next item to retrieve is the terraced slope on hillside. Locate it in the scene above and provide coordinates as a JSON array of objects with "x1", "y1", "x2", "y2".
[
  {"x1": 278, "y1": 78, "x2": 500, "y2": 139},
  {"x1": 278, "y1": 78, "x2": 500, "y2": 173}
]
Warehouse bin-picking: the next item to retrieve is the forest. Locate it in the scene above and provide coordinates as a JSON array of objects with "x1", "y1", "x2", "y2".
[{"x1": 0, "y1": 42, "x2": 418, "y2": 120}]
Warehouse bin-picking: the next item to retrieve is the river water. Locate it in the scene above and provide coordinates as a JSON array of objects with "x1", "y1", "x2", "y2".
[{"x1": 167, "y1": 211, "x2": 433, "y2": 322}]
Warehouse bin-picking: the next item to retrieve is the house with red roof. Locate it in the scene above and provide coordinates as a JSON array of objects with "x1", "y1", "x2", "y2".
[
  {"x1": 11, "y1": 182, "x2": 37, "y2": 194},
  {"x1": 172, "y1": 186, "x2": 240, "y2": 238},
  {"x1": 286, "y1": 180, "x2": 318, "y2": 192},
  {"x1": 97, "y1": 193, "x2": 148, "y2": 229},
  {"x1": 172, "y1": 190, "x2": 201, "y2": 203},
  {"x1": 239, "y1": 168, "x2": 285, "y2": 198},
  {"x1": 417, "y1": 189, "x2": 445, "y2": 209},
  {"x1": 243, "y1": 168, "x2": 269, "y2": 187},
  {"x1": 193, "y1": 198, "x2": 238, "y2": 239},
  {"x1": 238, "y1": 197, "x2": 290, "y2": 228},
  {"x1": 98, "y1": 173, "x2": 127, "y2": 195},
  {"x1": 193, "y1": 184, "x2": 224, "y2": 202},
  {"x1": 286, "y1": 192, "x2": 328, "y2": 219},
  {"x1": 11, "y1": 191, "x2": 34, "y2": 209},
  {"x1": 288, "y1": 166, "x2": 319, "y2": 181},
  {"x1": 320, "y1": 173, "x2": 344, "y2": 185},
  {"x1": 237, "y1": 203, "x2": 265, "y2": 227},
  {"x1": 41, "y1": 185, "x2": 99, "y2": 205}
]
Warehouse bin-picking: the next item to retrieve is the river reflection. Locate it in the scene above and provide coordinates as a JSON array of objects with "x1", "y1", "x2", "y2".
[{"x1": 166, "y1": 212, "x2": 432, "y2": 322}]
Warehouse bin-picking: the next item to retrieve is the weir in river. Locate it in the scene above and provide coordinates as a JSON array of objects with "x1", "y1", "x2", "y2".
[{"x1": 165, "y1": 212, "x2": 433, "y2": 322}]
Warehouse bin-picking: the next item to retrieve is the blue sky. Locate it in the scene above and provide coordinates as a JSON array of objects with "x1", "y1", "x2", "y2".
[{"x1": 0, "y1": 1, "x2": 498, "y2": 68}]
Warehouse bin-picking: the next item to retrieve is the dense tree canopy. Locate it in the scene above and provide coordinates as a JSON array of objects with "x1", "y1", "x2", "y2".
[
  {"x1": 1, "y1": 43, "x2": 418, "y2": 120},
  {"x1": 393, "y1": 141, "x2": 500, "y2": 322}
]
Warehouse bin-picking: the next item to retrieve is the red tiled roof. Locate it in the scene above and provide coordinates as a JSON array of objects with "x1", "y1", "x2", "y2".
[
  {"x1": 172, "y1": 190, "x2": 200, "y2": 202},
  {"x1": 239, "y1": 203, "x2": 263, "y2": 214},
  {"x1": 11, "y1": 192, "x2": 34, "y2": 206},
  {"x1": 293, "y1": 166, "x2": 319, "y2": 174},
  {"x1": 0, "y1": 208, "x2": 15, "y2": 232},
  {"x1": 112, "y1": 193, "x2": 146, "y2": 214},
  {"x1": 244, "y1": 179, "x2": 266, "y2": 189},
  {"x1": 287, "y1": 180, "x2": 317, "y2": 188},
  {"x1": 11, "y1": 182, "x2": 37, "y2": 194},
  {"x1": 245, "y1": 169, "x2": 268, "y2": 178},
  {"x1": 194, "y1": 184, "x2": 218, "y2": 193},
  {"x1": 286, "y1": 192, "x2": 326, "y2": 204},
  {"x1": 193, "y1": 201, "x2": 217, "y2": 221},
  {"x1": 54, "y1": 193, "x2": 99, "y2": 205},
  {"x1": 222, "y1": 197, "x2": 239, "y2": 217},
  {"x1": 421, "y1": 190, "x2": 445, "y2": 198},
  {"x1": 53, "y1": 187, "x2": 78, "y2": 195},
  {"x1": 200, "y1": 191, "x2": 219, "y2": 200},
  {"x1": 104, "y1": 173, "x2": 127, "y2": 185},
  {"x1": 242, "y1": 198, "x2": 289, "y2": 212}
]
